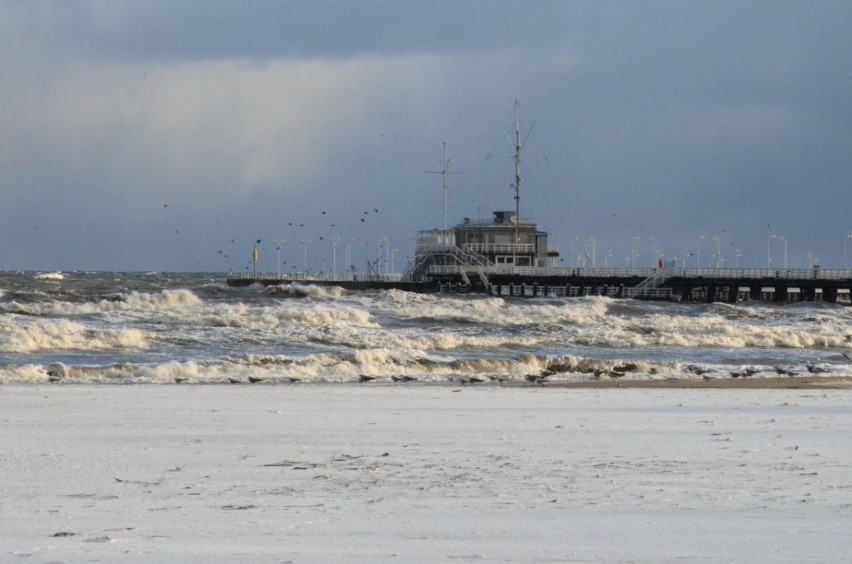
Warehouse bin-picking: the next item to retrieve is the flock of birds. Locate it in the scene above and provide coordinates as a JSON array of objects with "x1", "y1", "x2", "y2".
[{"x1": 161, "y1": 201, "x2": 388, "y2": 272}]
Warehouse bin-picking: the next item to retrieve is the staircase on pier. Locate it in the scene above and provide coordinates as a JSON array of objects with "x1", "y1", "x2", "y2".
[{"x1": 626, "y1": 270, "x2": 673, "y2": 299}]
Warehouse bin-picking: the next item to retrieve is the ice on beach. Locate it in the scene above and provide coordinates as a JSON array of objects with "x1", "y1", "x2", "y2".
[{"x1": 1, "y1": 385, "x2": 851, "y2": 563}]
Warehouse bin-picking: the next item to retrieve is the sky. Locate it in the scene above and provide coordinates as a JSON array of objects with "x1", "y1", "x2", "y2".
[{"x1": 2, "y1": 0, "x2": 851, "y2": 273}]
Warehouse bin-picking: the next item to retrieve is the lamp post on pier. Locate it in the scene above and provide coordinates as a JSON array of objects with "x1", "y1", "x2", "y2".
[
  {"x1": 767, "y1": 232, "x2": 773, "y2": 270},
  {"x1": 631, "y1": 236, "x2": 640, "y2": 268},
  {"x1": 391, "y1": 247, "x2": 399, "y2": 273},
  {"x1": 696, "y1": 235, "x2": 704, "y2": 269},
  {"x1": 330, "y1": 236, "x2": 340, "y2": 275},
  {"x1": 845, "y1": 234, "x2": 852, "y2": 270},
  {"x1": 274, "y1": 239, "x2": 285, "y2": 278},
  {"x1": 300, "y1": 238, "x2": 311, "y2": 276},
  {"x1": 712, "y1": 236, "x2": 720, "y2": 268},
  {"x1": 769, "y1": 235, "x2": 787, "y2": 269},
  {"x1": 346, "y1": 237, "x2": 356, "y2": 278}
]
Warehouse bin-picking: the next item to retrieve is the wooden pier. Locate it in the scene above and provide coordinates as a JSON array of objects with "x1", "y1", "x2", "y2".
[{"x1": 227, "y1": 266, "x2": 851, "y2": 305}]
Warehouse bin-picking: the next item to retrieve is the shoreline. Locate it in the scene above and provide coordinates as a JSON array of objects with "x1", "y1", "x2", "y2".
[
  {"x1": 5, "y1": 375, "x2": 852, "y2": 390},
  {"x1": 545, "y1": 375, "x2": 852, "y2": 389}
]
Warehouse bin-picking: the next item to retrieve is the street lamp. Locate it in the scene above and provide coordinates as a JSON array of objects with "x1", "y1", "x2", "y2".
[
  {"x1": 631, "y1": 236, "x2": 640, "y2": 268},
  {"x1": 769, "y1": 235, "x2": 787, "y2": 270},
  {"x1": 845, "y1": 234, "x2": 852, "y2": 270},
  {"x1": 274, "y1": 239, "x2": 285, "y2": 278},
  {"x1": 300, "y1": 238, "x2": 311, "y2": 275},
  {"x1": 696, "y1": 234, "x2": 704, "y2": 270},
  {"x1": 380, "y1": 236, "x2": 389, "y2": 274},
  {"x1": 767, "y1": 232, "x2": 773, "y2": 269},
  {"x1": 330, "y1": 236, "x2": 340, "y2": 275},
  {"x1": 777, "y1": 235, "x2": 787, "y2": 269},
  {"x1": 712, "y1": 236, "x2": 720, "y2": 268}
]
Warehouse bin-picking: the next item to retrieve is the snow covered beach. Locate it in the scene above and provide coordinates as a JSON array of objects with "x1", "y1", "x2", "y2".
[{"x1": 2, "y1": 384, "x2": 851, "y2": 563}]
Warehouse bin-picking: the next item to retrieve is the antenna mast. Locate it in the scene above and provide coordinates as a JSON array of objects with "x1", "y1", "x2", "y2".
[
  {"x1": 441, "y1": 142, "x2": 450, "y2": 230},
  {"x1": 428, "y1": 142, "x2": 455, "y2": 230},
  {"x1": 513, "y1": 85, "x2": 522, "y2": 244}
]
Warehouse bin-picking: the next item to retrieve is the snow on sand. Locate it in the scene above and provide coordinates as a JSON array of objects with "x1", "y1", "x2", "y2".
[{"x1": 2, "y1": 385, "x2": 851, "y2": 563}]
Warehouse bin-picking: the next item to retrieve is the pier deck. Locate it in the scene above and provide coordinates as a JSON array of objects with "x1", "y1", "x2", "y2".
[{"x1": 227, "y1": 266, "x2": 852, "y2": 304}]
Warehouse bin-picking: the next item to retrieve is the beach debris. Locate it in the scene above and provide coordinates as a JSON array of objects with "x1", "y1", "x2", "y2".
[
  {"x1": 391, "y1": 375, "x2": 418, "y2": 382},
  {"x1": 525, "y1": 373, "x2": 549, "y2": 384},
  {"x1": 731, "y1": 367, "x2": 760, "y2": 378},
  {"x1": 545, "y1": 362, "x2": 575, "y2": 374}
]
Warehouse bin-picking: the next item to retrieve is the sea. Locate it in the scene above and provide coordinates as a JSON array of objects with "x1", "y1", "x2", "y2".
[{"x1": 1, "y1": 271, "x2": 850, "y2": 385}]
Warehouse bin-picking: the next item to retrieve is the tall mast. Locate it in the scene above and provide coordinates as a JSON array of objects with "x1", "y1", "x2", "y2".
[
  {"x1": 441, "y1": 142, "x2": 450, "y2": 230},
  {"x1": 428, "y1": 142, "x2": 453, "y2": 230},
  {"x1": 513, "y1": 85, "x2": 522, "y2": 244}
]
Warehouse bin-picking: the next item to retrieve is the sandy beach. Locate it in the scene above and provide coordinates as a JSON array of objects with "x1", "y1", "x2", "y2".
[{"x1": 2, "y1": 384, "x2": 851, "y2": 563}]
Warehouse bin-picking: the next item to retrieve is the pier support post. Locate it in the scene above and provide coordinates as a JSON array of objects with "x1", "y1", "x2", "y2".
[
  {"x1": 727, "y1": 286, "x2": 738, "y2": 304},
  {"x1": 750, "y1": 287, "x2": 761, "y2": 301}
]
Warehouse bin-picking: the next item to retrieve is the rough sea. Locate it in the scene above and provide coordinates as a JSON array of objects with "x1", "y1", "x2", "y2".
[{"x1": 1, "y1": 271, "x2": 850, "y2": 385}]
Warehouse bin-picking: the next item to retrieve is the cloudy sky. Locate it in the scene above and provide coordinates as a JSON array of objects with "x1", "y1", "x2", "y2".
[{"x1": 2, "y1": 1, "x2": 851, "y2": 273}]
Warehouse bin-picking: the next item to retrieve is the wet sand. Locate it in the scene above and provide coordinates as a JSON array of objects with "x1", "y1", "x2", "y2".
[
  {"x1": 547, "y1": 375, "x2": 852, "y2": 389},
  {"x1": 2, "y1": 384, "x2": 852, "y2": 562}
]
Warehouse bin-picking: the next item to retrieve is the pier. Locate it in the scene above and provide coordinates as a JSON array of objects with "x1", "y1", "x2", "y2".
[{"x1": 227, "y1": 266, "x2": 852, "y2": 304}]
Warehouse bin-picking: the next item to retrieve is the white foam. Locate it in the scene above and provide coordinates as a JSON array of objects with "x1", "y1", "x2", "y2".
[
  {"x1": 0, "y1": 318, "x2": 149, "y2": 354},
  {"x1": 34, "y1": 272, "x2": 64, "y2": 280}
]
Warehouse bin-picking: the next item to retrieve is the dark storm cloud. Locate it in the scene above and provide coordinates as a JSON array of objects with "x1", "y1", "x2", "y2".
[{"x1": 1, "y1": 1, "x2": 850, "y2": 271}]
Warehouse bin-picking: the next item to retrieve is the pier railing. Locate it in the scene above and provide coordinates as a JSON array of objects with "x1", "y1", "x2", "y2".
[
  {"x1": 228, "y1": 272, "x2": 404, "y2": 283},
  {"x1": 230, "y1": 266, "x2": 852, "y2": 284},
  {"x1": 462, "y1": 243, "x2": 536, "y2": 254},
  {"x1": 425, "y1": 265, "x2": 852, "y2": 281}
]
